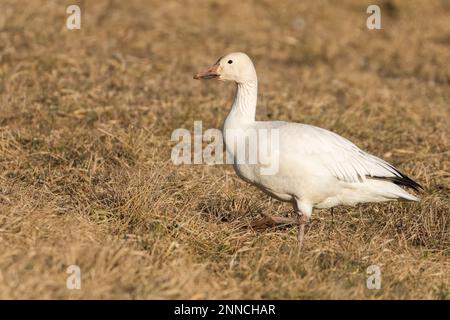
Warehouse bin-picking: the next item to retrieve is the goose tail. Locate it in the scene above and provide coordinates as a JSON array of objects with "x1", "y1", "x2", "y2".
[{"x1": 364, "y1": 179, "x2": 421, "y2": 202}]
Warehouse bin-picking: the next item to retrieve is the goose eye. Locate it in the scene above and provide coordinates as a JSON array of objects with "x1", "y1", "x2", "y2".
[{"x1": 228, "y1": 60, "x2": 233, "y2": 64}]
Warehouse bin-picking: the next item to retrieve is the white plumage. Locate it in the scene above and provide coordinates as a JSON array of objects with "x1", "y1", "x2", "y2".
[{"x1": 194, "y1": 52, "x2": 421, "y2": 246}]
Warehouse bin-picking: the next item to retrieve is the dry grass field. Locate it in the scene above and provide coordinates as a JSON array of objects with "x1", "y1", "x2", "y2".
[{"x1": 0, "y1": 0, "x2": 449, "y2": 299}]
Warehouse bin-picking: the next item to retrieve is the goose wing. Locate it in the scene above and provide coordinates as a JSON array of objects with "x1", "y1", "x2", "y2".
[{"x1": 284, "y1": 124, "x2": 421, "y2": 190}]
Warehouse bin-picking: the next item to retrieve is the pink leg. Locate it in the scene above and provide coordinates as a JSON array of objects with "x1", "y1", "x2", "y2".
[
  {"x1": 250, "y1": 213, "x2": 297, "y2": 230},
  {"x1": 297, "y1": 214, "x2": 310, "y2": 250}
]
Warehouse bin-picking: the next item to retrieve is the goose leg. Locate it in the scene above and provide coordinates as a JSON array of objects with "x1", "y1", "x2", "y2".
[
  {"x1": 297, "y1": 214, "x2": 309, "y2": 249},
  {"x1": 250, "y1": 213, "x2": 297, "y2": 230}
]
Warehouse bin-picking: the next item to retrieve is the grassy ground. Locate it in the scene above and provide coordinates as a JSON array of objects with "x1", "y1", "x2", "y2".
[{"x1": 0, "y1": 0, "x2": 449, "y2": 299}]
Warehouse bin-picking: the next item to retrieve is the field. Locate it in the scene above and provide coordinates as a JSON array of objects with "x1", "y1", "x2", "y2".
[{"x1": 0, "y1": 0, "x2": 449, "y2": 299}]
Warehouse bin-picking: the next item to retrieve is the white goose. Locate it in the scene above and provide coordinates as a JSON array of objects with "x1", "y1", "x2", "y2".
[{"x1": 194, "y1": 52, "x2": 421, "y2": 247}]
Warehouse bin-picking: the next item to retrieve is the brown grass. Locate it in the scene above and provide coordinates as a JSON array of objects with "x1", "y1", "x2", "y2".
[{"x1": 0, "y1": 0, "x2": 449, "y2": 299}]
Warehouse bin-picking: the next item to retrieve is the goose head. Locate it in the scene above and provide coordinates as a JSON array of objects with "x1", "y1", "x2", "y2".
[{"x1": 194, "y1": 52, "x2": 257, "y2": 84}]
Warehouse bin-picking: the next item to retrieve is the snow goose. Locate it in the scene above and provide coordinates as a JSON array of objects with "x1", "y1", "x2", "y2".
[{"x1": 194, "y1": 52, "x2": 422, "y2": 247}]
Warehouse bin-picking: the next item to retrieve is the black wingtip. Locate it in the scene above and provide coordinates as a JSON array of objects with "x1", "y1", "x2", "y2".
[
  {"x1": 374, "y1": 162, "x2": 423, "y2": 192},
  {"x1": 380, "y1": 175, "x2": 423, "y2": 192},
  {"x1": 371, "y1": 170, "x2": 423, "y2": 192}
]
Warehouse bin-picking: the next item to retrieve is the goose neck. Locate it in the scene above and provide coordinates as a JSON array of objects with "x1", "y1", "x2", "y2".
[{"x1": 229, "y1": 80, "x2": 258, "y2": 123}]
